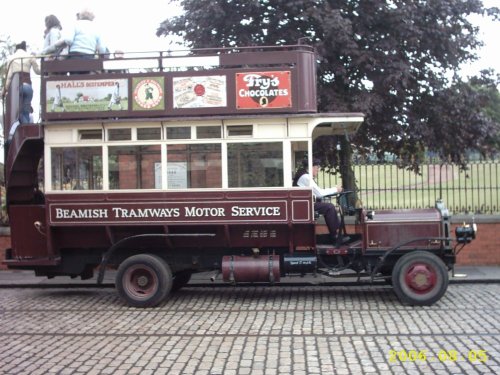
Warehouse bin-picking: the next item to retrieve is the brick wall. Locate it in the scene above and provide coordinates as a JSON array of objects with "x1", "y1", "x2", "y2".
[
  {"x1": 453, "y1": 222, "x2": 499, "y2": 265},
  {"x1": 0, "y1": 228, "x2": 10, "y2": 270},
  {"x1": 1, "y1": 218, "x2": 499, "y2": 270}
]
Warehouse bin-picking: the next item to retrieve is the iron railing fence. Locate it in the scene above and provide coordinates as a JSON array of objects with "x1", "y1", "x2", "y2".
[{"x1": 318, "y1": 159, "x2": 500, "y2": 215}]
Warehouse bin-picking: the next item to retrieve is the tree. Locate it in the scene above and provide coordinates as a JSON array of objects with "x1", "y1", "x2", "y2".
[
  {"x1": 0, "y1": 35, "x2": 14, "y2": 91},
  {"x1": 157, "y1": 0, "x2": 500, "y2": 190},
  {"x1": 469, "y1": 70, "x2": 500, "y2": 153},
  {"x1": 1, "y1": 35, "x2": 15, "y2": 158}
]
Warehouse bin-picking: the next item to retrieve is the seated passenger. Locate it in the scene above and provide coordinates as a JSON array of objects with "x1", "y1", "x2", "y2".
[
  {"x1": 293, "y1": 159, "x2": 344, "y2": 245},
  {"x1": 41, "y1": 14, "x2": 67, "y2": 58},
  {"x1": 44, "y1": 8, "x2": 107, "y2": 60}
]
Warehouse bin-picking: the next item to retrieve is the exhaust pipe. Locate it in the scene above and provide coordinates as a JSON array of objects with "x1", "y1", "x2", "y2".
[{"x1": 210, "y1": 271, "x2": 220, "y2": 282}]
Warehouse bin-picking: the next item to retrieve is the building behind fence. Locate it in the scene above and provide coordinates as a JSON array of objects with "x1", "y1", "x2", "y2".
[{"x1": 319, "y1": 159, "x2": 500, "y2": 215}]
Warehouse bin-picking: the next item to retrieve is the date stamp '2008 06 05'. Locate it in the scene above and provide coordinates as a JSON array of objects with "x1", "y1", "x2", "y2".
[{"x1": 389, "y1": 349, "x2": 488, "y2": 363}]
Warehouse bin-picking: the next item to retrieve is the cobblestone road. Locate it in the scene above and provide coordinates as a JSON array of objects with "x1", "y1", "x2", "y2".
[{"x1": 0, "y1": 283, "x2": 499, "y2": 374}]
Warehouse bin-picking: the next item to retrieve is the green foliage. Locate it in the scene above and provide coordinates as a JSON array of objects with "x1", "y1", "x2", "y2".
[
  {"x1": 157, "y1": 0, "x2": 499, "y2": 174},
  {"x1": 469, "y1": 70, "x2": 500, "y2": 151}
]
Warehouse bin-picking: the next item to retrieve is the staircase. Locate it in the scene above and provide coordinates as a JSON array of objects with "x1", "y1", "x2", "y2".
[{"x1": 4, "y1": 124, "x2": 44, "y2": 205}]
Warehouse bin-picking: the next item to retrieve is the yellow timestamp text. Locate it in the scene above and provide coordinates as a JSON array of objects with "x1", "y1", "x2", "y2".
[{"x1": 388, "y1": 349, "x2": 488, "y2": 363}]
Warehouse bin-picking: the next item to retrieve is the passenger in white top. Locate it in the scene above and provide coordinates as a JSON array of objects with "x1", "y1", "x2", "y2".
[
  {"x1": 3, "y1": 41, "x2": 41, "y2": 124},
  {"x1": 295, "y1": 166, "x2": 341, "y2": 198},
  {"x1": 293, "y1": 159, "x2": 344, "y2": 245}
]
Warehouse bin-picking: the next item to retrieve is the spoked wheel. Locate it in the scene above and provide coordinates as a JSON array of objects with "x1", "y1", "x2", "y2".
[
  {"x1": 116, "y1": 254, "x2": 172, "y2": 308},
  {"x1": 171, "y1": 271, "x2": 192, "y2": 292},
  {"x1": 392, "y1": 251, "x2": 449, "y2": 306}
]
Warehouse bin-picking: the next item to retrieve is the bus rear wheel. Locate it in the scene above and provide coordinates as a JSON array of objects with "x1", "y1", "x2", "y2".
[
  {"x1": 116, "y1": 254, "x2": 172, "y2": 307},
  {"x1": 391, "y1": 251, "x2": 448, "y2": 306}
]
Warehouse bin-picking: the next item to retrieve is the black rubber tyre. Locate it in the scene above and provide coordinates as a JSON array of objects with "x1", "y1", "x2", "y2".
[
  {"x1": 391, "y1": 251, "x2": 449, "y2": 306},
  {"x1": 116, "y1": 254, "x2": 172, "y2": 308},
  {"x1": 171, "y1": 271, "x2": 192, "y2": 292}
]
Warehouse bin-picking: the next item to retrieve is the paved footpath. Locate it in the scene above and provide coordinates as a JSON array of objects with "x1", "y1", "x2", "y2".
[{"x1": 0, "y1": 283, "x2": 499, "y2": 374}]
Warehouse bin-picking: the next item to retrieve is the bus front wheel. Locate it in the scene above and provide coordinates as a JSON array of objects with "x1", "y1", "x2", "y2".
[
  {"x1": 391, "y1": 251, "x2": 449, "y2": 306},
  {"x1": 116, "y1": 254, "x2": 172, "y2": 307}
]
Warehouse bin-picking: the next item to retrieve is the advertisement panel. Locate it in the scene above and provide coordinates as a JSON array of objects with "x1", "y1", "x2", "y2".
[
  {"x1": 132, "y1": 77, "x2": 165, "y2": 111},
  {"x1": 173, "y1": 75, "x2": 227, "y2": 108},
  {"x1": 45, "y1": 79, "x2": 128, "y2": 113},
  {"x1": 236, "y1": 71, "x2": 292, "y2": 109}
]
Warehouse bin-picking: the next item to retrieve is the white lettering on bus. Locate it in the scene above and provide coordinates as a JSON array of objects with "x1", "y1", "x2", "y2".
[
  {"x1": 184, "y1": 207, "x2": 225, "y2": 217},
  {"x1": 243, "y1": 74, "x2": 280, "y2": 89},
  {"x1": 112, "y1": 207, "x2": 180, "y2": 218},
  {"x1": 231, "y1": 206, "x2": 281, "y2": 217},
  {"x1": 238, "y1": 88, "x2": 288, "y2": 98},
  {"x1": 55, "y1": 208, "x2": 108, "y2": 219}
]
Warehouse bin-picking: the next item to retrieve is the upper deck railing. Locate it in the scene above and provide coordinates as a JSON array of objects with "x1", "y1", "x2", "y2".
[{"x1": 39, "y1": 44, "x2": 318, "y2": 122}]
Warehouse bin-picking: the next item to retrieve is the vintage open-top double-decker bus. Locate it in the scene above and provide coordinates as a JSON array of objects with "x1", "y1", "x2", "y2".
[{"x1": 2, "y1": 45, "x2": 476, "y2": 307}]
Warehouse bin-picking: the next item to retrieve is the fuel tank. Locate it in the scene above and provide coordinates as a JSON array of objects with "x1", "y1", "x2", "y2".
[{"x1": 222, "y1": 255, "x2": 280, "y2": 283}]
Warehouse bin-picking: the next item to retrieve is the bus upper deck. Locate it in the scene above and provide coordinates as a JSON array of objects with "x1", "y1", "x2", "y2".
[{"x1": 4, "y1": 44, "x2": 318, "y2": 129}]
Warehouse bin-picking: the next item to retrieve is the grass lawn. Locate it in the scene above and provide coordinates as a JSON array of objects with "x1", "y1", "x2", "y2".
[{"x1": 318, "y1": 161, "x2": 500, "y2": 214}]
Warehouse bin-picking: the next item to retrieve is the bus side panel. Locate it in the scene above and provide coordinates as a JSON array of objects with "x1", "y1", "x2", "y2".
[
  {"x1": 43, "y1": 189, "x2": 316, "y2": 252},
  {"x1": 292, "y1": 223, "x2": 316, "y2": 248},
  {"x1": 8, "y1": 205, "x2": 49, "y2": 259},
  {"x1": 363, "y1": 209, "x2": 443, "y2": 252}
]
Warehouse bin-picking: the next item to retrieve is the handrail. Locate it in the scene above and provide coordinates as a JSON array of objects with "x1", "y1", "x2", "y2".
[{"x1": 40, "y1": 44, "x2": 315, "y2": 75}]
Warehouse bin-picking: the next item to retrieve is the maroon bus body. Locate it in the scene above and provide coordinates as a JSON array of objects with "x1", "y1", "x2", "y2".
[{"x1": 2, "y1": 45, "x2": 476, "y2": 307}]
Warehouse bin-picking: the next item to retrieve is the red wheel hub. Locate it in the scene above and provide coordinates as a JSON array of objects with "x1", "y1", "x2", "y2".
[
  {"x1": 404, "y1": 263, "x2": 437, "y2": 294},
  {"x1": 124, "y1": 265, "x2": 158, "y2": 298}
]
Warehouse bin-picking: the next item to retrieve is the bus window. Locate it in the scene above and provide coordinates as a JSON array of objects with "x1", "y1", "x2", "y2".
[
  {"x1": 166, "y1": 126, "x2": 191, "y2": 140},
  {"x1": 108, "y1": 145, "x2": 161, "y2": 189},
  {"x1": 291, "y1": 141, "x2": 308, "y2": 171},
  {"x1": 51, "y1": 147, "x2": 102, "y2": 190},
  {"x1": 108, "y1": 128, "x2": 132, "y2": 141},
  {"x1": 196, "y1": 126, "x2": 221, "y2": 139},
  {"x1": 227, "y1": 142, "x2": 283, "y2": 188},
  {"x1": 227, "y1": 125, "x2": 252, "y2": 137},
  {"x1": 79, "y1": 129, "x2": 103, "y2": 141},
  {"x1": 167, "y1": 144, "x2": 222, "y2": 189},
  {"x1": 137, "y1": 127, "x2": 162, "y2": 140}
]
